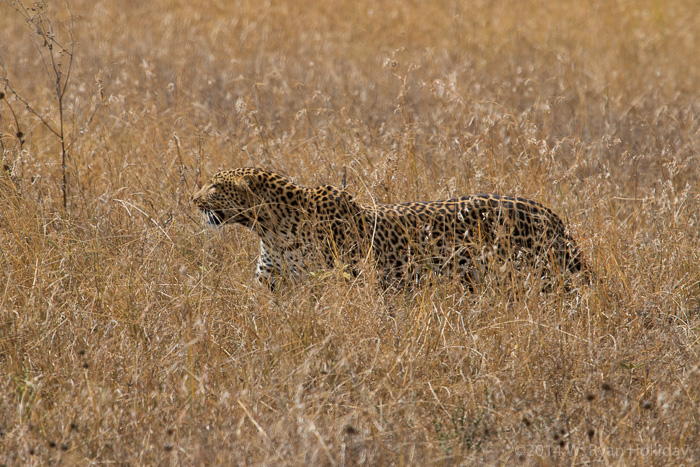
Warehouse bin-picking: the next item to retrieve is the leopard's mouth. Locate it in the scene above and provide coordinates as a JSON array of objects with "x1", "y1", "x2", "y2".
[
  {"x1": 201, "y1": 209, "x2": 225, "y2": 227},
  {"x1": 200, "y1": 207, "x2": 258, "y2": 229}
]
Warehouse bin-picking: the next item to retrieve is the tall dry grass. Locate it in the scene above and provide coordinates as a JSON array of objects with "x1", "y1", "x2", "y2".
[{"x1": 0, "y1": 0, "x2": 698, "y2": 464}]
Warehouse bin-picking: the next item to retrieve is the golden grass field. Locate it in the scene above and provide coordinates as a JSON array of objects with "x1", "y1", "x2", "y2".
[{"x1": 0, "y1": 0, "x2": 698, "y2": 464}]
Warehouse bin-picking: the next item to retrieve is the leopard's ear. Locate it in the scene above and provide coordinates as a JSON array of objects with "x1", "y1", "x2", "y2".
[
  {"x1": 236, "y1": 173, "x2": 258, "y2": 192},
  {"x1": 235, "y1": 173, "x2": 268, "y2": 206}
]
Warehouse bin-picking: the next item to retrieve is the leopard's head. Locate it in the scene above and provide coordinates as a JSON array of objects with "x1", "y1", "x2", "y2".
[{"x1": 191, "y1": 168, "x2": 271, "y2": 229}]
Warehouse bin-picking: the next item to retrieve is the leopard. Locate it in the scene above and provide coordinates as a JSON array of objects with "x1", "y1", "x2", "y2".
[{"x1": 192, "y1": 167, "x2": 589, "y2": 290}]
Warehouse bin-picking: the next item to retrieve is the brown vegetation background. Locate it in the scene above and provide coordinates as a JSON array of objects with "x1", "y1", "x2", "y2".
[{"x1": 0, "y1": 0, "x2": 698, "y2": 464}]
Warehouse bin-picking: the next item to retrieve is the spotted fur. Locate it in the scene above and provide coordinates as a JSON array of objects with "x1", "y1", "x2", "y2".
[{"x1": 192, "y1": 168, "x2": 588, "y2": 289}]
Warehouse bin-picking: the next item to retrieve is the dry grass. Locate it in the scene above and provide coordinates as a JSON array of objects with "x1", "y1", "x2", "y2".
[{"x1": 0, "y1": 0, "x2": 698, "y2": 464}]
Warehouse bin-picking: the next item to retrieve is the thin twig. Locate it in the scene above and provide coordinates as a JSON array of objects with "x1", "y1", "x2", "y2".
[{"x1": 0, "y1": 0, "x2": 101, "y2": 212}]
